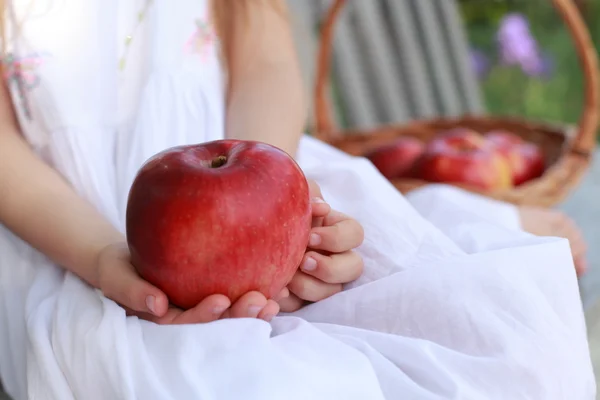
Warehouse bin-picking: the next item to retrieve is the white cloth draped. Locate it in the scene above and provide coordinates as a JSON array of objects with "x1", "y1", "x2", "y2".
[{"x1": 0, "y1": 1, "x2": 594, "y2": 399}]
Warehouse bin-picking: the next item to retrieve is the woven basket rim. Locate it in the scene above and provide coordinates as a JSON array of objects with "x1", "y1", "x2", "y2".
[
  {"x1": 313, "y1": 0, "x2": 599, "y2": 156},
  {"x1": 309, "y1": 0, "x2": 599, "y2": 207}
]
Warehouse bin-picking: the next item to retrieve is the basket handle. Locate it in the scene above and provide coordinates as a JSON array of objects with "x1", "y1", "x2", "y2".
[
  {"x1": 313, "y1": 0, "x2": 346, "y2": 141},
  {"x1": 313, "y1": 0, "x2": 599, "y2": 155},
  {"x1": 554, "y1": 0, "x2": 600, "y2": 155}
]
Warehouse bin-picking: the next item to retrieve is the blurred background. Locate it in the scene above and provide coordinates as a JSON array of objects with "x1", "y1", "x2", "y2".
[
  {"x1": 293, "y1": 0, "x2": 600, "y2": 132},
  {"x1": 461, "y1": 0, "x2": 598, "y2": 127}
]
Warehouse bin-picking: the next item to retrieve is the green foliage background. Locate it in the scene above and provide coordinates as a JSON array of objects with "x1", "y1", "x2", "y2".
[{"x1": 460, "y1": 0, "x2": 600, "y2": 129}]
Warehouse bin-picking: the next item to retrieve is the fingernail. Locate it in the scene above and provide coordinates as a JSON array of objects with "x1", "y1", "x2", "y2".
[
  {"x1": 212, "y1": 305, "x2": 229, "y2": 315},
  {"x1": 312, "y1": 197, "x2": 326, "y2": 204},
  {"x1": 263, "y1": 314, "x2": 275, "y2": 322},
  {"x1": 146, "y1": 295, "x2": 157, "y2": 315},
  {"x1": 302, "y1": 256, "x2": 317, "y2": 271},
  {"x1": 248, "y1": 305, "x2": 262, "y2": 317},
  {"x1": 309, "y1": 233, "x2": 321, "y2": 247}
]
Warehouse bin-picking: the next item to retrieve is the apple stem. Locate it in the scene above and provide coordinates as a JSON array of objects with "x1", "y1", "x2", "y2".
[{"x1": 210, "y1": 155, "x2": 228, "y2": 168}]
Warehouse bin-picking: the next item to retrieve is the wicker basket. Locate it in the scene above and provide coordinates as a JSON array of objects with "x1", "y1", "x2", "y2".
[{"x1": 312, "y1": 0, "x2": 599, "y2": 207}]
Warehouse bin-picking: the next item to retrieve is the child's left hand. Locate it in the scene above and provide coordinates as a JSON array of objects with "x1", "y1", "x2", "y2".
[{"x1": 278, "y1": 179, "x2": 365, "y2": 312}]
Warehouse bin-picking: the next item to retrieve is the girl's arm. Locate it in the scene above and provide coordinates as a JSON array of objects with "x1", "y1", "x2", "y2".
[
  {"x1": 212, "y1": 1, "x2": 365, "y2": 313},
  {"x1": 0, "y1": 80, "x2": 280, "y2": 321},
  {"x1": 213, "y1": 0, "x2": 306, "y2": 157},
  {"x1": 0, "y1": 82, "x2": 123, "y2": 288}
]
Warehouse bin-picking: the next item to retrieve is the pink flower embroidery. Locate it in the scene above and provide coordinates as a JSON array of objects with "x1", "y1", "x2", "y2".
[
  {"x1": 184, "y1": 19, "x2": 216, "y2": 61},
  {"x1": 2, "y1": 52, "x2": 48, "y2": 121}
]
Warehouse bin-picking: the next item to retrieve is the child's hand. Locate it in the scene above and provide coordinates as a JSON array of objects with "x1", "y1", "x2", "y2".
[
  {"x1": 96, "y1": 243, "x2": 283, "y2": 324},
  {"x1": 278, "y1": 180, "x2": 365, "y2": 312}
]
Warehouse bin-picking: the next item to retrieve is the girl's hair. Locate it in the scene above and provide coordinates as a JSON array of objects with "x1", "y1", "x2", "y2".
[{"x1": 0, "y1": 1, "x2": 7, "y2": 55}]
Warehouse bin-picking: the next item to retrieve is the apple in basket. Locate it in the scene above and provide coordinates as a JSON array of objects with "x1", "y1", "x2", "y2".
[
  {"x1": 125, "y1": 139, "x2": 313, "y2": 310},
  {"x1": 415, "y1": 128, "x2": 513, "y2": 191},
  {"x1": 365, "y1": 137, "x2": 426, "y2": 179},
  {"x1": 485, "y1": 130, "x2": 545, "y2": 186}
]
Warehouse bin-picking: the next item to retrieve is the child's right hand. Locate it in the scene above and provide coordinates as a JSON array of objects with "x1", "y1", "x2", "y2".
[{"x1": 95, "y1": 242, "x2": 282, "y2": 324}]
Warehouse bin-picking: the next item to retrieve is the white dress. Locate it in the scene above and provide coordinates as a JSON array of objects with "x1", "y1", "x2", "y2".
[{"x1": 0, "y1": 1, "x2": 595, "y2": 399}]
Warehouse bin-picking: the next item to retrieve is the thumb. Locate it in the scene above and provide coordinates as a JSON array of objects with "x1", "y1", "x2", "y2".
[
  {"x1": 99, "y1": 259, "x2": 169, "y2": 317},
  {"x1": 308, "y1": 179, "x2": 329, "y2": 221}
]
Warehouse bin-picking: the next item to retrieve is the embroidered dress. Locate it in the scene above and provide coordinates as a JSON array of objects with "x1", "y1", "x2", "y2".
[{"x1": 0, "y1": 1, "x2": 594, "y2": 399}]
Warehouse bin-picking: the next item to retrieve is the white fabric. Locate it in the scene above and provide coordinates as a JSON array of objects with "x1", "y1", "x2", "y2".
[{"x1": 0, "y1": 1, "x2": 595, "y2": 399}]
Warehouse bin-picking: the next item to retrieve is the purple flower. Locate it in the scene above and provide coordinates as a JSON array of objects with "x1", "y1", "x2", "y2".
[
  {"x1": 537, "y1": 52, "x2": 555, "y2": 79},
  {"x1": 496, "y1": 13, "x2": 549, "y2": 78}
]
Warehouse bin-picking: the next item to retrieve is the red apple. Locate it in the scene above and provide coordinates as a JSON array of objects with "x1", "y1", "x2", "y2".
[
  {"x1": 415, "y1": 128, "x2": 512, "y2": 191},
  {"x1": 126, "y1": 139, "x2": 312, "y2": 310},
  {"x1": 366, "y1": 137, "x2": 425, "y2": 179},
  {"x1": 485, "y1": 130, "x2": 545, "y2": 186}
]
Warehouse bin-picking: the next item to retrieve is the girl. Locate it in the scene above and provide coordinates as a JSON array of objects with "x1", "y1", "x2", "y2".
[
  {"x1": 0, "y1": 1, "x2": 593, "y2": 399},
  {"x1": 0, "y1": 0, "x2": 364, "y2": 325}
]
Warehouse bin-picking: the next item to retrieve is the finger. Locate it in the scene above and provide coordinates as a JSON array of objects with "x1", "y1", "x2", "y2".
[
  {"x1": 309, "y1": 217, "x2": 365, "y2": 253},
  {"x1": 551, "y1": 216, "x2": 585, "y2": 251},
  {"x1": 570, "y1": 238, "x2": 587, "y2": 260},
  {"x1": 569, "y1": 229, "x2": 586, "y2": 258},
  {"x1": 129, "y1": 307, "x2": 182, "y2": 324},
  {"x1": 125, "y1": 305, "x2": 183, "y2": 324},
  {"x1": 575, "y1": 256, "x2": 588, "y2": 276},
  {"x1": 257, "y1": 299, "x2": 280, "y2": 322},
  {"x1": 125, "y1": 308, "x2": 170, "y2": 323},
  {"x1": 169, "y1": 294, "x2": 232, "y2": 325},
  {"x1": 278, "y1": 293, "x2": 305, "y2": 313},
  {"x1": 126, "y1": 294, "x2": 232, "y2": 325},
  {"x1": 121, "y1": 305, "x2": 141, "y2": 317},
  {"x1": 308, "y1": 179, "x2": 323, "y2": 199},
  {"x1": 321, "y1": 210, "x2": 350, "y2": 226},
  {"x1": 99, "y1": 260, "x2": 169, "y2": 318},
  {"x1": 273, "y1": 287, "x2": 290, "y2": 302},
  {"x1": 287, "y1": 271, "x2": 342, "y2": 303},
  {"x1": 311, "y1": 197, "x2": 331, "y2": 219},
  {"x1": 308, "y1": 180, "x2": 328, "y2": 227},
  {"x1": 561, "y1": 221, "x2": 586, "y2": 258},
  {"x1": 222, "y1": 291, "x2": 268, "y2": 319},
  {"x1": 300, "y1": 250, "x2": 364, "y2": 284}
]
